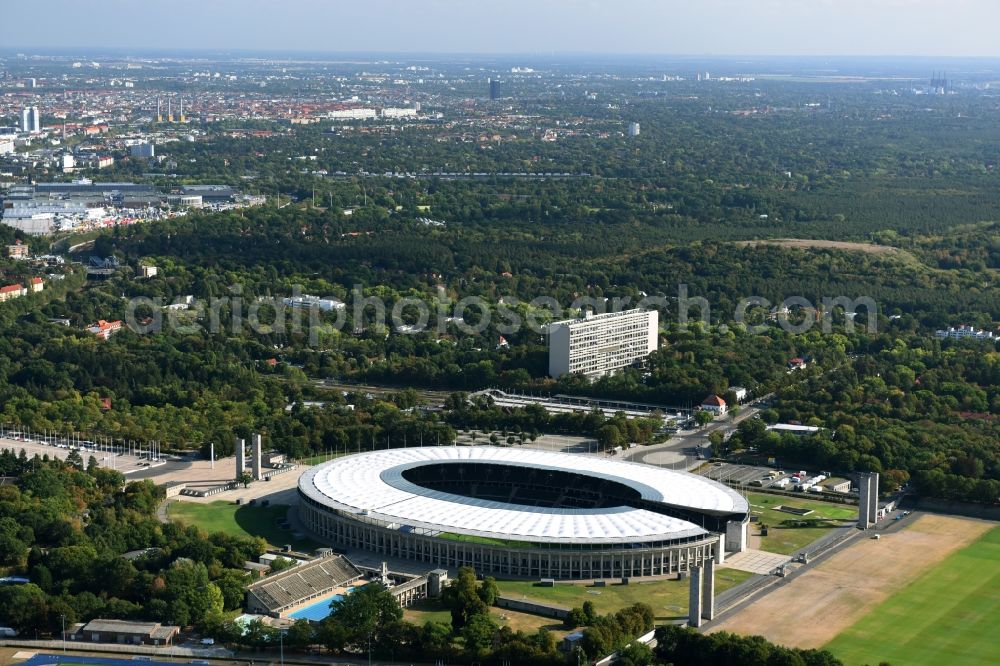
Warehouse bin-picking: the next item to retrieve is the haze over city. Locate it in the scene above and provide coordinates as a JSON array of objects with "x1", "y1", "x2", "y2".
[{"x1": 3, "y1": 0, "x2": 1000, "y2": 57}]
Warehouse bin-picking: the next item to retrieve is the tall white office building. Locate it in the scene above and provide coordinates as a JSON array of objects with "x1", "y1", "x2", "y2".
[
  {"x1": 20, "y1": 107, "x2": 40, "y2": 133},
  {"x1": 628, "y1": 122, "x2": 641, "y2": 137},
  {"x1": 548, "y1": 308, "x2": 659, "y2": 378}
]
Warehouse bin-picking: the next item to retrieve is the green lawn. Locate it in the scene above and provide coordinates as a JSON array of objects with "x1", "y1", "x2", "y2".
[
  {"x1": 825, "y1": 526, "x2": 1000, "y2": 666},
  {"x1": 168, "y1": 500, "x2": 319, "y2": 551},
  {"x1": 404, "y1": 597, "x2": 454, "y2": 626},
  {"x1": 438, "y1": 532, "x2": 534, "y2": 548},
  {"x1": 497, "y1": 569, "x2": 753, "y2": 622},
  {"x1": 746, "y1": 491, "x2": 857, "y2": 555}
]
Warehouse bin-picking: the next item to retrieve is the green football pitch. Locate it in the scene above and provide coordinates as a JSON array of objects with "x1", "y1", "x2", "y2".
[{"x1": 825, "y1": 525, "x2": 1000, "y2": 666}]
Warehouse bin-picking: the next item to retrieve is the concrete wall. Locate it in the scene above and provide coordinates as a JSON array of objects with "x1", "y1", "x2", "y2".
[
  {"x1": 548, "y1": 324, "x2": 571, "y2": 378},
  {"x1": 164, "y1": 483, "x2": 186, "y2": 498},
  {"x1": 725, "y1": 518, "x2": 748, "y2": 553},
  {"x1": 907, "y1": 497, "x2": 1000, "y2": 521},
  {"x1": 496, "y1": 596, "x2": 570, "y2": 619}
]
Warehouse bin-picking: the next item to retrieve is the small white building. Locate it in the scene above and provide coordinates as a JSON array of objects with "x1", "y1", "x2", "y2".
[
  {"x1": 283, "y1": 295, "x2": 345, "y2": 312},
  {"x1": 766, "y1": 424, "x2": 821, "y2": 437},
  {"x1": 935, "y1": 326, "x2": 996, "y2": 341},
  {"x1": 700, "y1": 395, "x2": 727, "y2": 415}
]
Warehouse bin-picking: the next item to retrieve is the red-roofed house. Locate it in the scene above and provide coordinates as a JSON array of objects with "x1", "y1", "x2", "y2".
[
  {"x1": 0, "y1": 284, "x2": 27, "y2": 302},
  {"x1": 28, "y1": 277, "x2": 44, "y2": 293},
  {"x1": 788, "y1": 357, "x2": 807, "y2": 371},
  {"x1": 700, "y1": 394, "x2": 728, "y2": 415},
  {"x1": 88, "y1": 319, "x2": 123, "y2": 340}
]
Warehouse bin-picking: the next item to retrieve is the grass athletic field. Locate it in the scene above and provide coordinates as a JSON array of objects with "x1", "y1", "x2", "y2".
[
  {"x1": 167, "y1": 499, "x2": 318, "y2": 551},
  {"x1": 709, "y1": 514, "x2": 992, "y2": 649},
  {"x1": 825, "y1": 525, "x2": 1000, "y2": 666},
  {"x1": 497, "y1": 570, "x2": 754, "y2": 621},
  {"x1": 746, "y1": 491, "x2": 857, "y2": 555}
]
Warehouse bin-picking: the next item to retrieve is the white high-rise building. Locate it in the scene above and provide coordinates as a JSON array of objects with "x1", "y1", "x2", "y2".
[
  {"x1": 20, "y1": 107, "x2": 40, "y2": 133},
  {"x1": 628, "y1": 122, "x2": 641, "y2": 137},
  {"x1": 548, "y1": 308, "x2": 659, "y2": 378}
]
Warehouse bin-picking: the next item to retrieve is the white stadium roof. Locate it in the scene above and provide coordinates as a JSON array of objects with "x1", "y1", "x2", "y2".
[{"x1": 299, "y1": 447, "x2": 749, "y2": 545}]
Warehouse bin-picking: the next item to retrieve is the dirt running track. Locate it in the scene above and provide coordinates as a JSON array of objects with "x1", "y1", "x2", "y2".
[{"x1": 709, "y1": 514, "x2": 994, "y2": 649}]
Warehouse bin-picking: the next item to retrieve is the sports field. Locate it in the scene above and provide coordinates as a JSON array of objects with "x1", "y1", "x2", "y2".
[
  {"x1": 13, "y1": 657, "x2": 178, "y2": 666},
  {"x1": 497, "y1": 569, "x2": 753, "y2": 621},
  {"x1": 825, "y1": 525, "x2": 1000, "y2": 666},
  {"x1": 167, "y1": 499, "x2": 318, "y2": 551},
  {"x1": 746, "y1": 491, "x2": 857, "y2": 555},
  {"x1": 710, "y1": 514, "x2": 993, "y2": 650},
  {"x1": 404, "y1": 598, "x2": 570, "y2": 637}
]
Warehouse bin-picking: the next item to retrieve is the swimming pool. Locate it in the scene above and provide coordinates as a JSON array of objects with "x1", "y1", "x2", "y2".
[{"x1": 288, "y1": 587, "x2": 355, "y2": 621}]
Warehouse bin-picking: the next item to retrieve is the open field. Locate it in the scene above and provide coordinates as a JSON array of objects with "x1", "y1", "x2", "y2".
[
  {"x1": 709, "y1": 514, "x2": 994, "y2": 649},
  {"x1": 825, "y1": 525, "x2": 1000, "y2": 666},
  {"x1": 403, "y1": 597, "x2": 453, "y2": 626},
  {"x1": 166, "y1": 500, "x2": 318, "y2": 551},
  {"x1": 735, "y1": 238, "x2": 902, "y2": 255},
  {"x1": 497, "y1": 570, "x2": 753, "y2": 622},
  {"x1": 404, "y1": 598, "x2": 572, "y2": 638},
  {"x1": 746, "y1": 491, "x2": 857, "y2": 555}
]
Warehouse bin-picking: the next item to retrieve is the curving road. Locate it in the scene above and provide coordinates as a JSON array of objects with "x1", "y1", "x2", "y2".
[{"x1": 623, "y1": 397, "x2": 771, "y2": 471}]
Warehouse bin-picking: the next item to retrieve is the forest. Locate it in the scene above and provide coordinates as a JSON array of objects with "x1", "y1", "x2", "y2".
[
  {"x1": 2, "y1": 72, "x2": 998, "y2": 511},
  {"x1": 0, "y1": 194, "x2": 997, "y2": 502},
  {"x1": 0, "y1": 452, "x2": 263, "y2": 633}
]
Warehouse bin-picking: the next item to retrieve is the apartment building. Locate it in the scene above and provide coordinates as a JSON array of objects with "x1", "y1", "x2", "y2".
[{"x1": 548, "y1": 309, "x2": 658, "y2": 378}]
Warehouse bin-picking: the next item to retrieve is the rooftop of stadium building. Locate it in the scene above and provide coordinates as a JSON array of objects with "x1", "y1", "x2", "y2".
[{"x1": 298, "y1": 447, "x2": 749, "y2": 545}]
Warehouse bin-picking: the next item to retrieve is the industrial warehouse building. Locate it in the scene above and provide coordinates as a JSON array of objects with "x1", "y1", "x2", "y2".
[
  {"x1": 298, "y1": 447, "x2": 749, "y2": 580},
  {"x1": 547, "y1": 308, "x2": 658, "y2": 378}
]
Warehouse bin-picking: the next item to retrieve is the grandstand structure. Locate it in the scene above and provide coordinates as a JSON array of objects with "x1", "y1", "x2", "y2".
[
  {"x1": 245, "y1": 552, "x2": 363, "y2": 615},
  {"x1": 298, "y1": 447, "x2": 750, "y2": 580}
]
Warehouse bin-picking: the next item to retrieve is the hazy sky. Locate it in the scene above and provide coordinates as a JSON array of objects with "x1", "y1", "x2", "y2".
[{"x1": 5, "y1": 0, "x2": 998, "y2": 57}]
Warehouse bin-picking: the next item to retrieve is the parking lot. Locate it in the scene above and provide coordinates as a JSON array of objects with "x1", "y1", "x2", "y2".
[
  {"x1": 698, "y1": 462, "x2": 854, "y2": 496},
  {"x1": 453, "y1": 429, "x2": 603, "y2": 455},
  {"x1": 0, "y1": 436, "x2": 161, "y2": 476}
]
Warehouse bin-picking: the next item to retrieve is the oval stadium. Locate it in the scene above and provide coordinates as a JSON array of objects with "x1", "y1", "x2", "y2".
[{"x1": 298, "y1": 447, "x2": 751, "y2": 580}]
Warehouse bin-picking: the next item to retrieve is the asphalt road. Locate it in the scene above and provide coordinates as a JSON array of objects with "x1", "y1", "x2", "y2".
[{"x1": 623, "y1": 397, "x2": 771, "y2": 471}]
